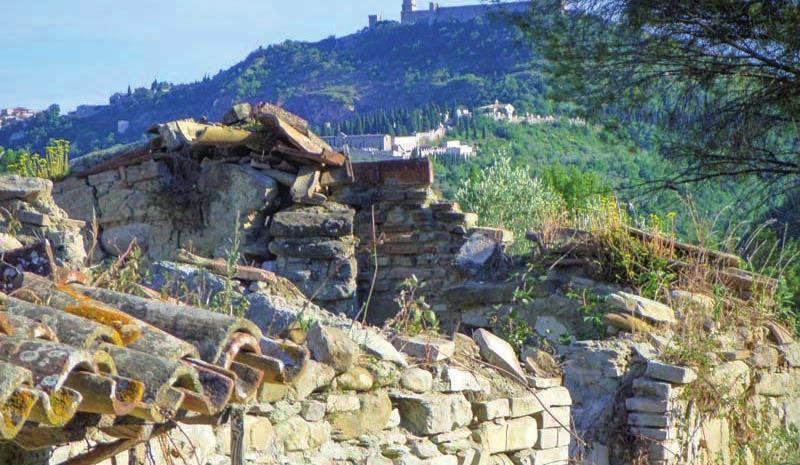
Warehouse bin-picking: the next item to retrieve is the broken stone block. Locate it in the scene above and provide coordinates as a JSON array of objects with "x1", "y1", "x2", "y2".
[
  {"x1": 401, "y1": 367, "x2": 434, "y2": 393},
  {"x1": 348, "y1": 325, "x2": 408, "y2": 367},
  {"x1": 754, "y1": 372, "x2": 797, "y2": 396},
  {"x1": 300, "y1": 399, "x2": 326, "y2": 421},
  {"x1": 470, "y1": 227, "x2": 513, "y2": 243},
  {"x1": 394, "y1": 393, "x2": 472, "y2": 435},
  {"x1": 327, "y1": 390, "x2": 392, "y2": 440},
  {"x1": 270, "y1": 204, "x2": 355, "y2": 238},
  {"x1": 410, "y1": 439, "x2": 441, "y2": 459},
  {"x1": 0, "y1": 233, "x2": 22, "y2": 251},
  {"x1": 511, "y1": 446, "x2": 569, "y2": 465},
  {"x1": 394, "y1": 335, "x2": 455, "y2": 362},
  {"x1": 644, "y1": 361, "x2": 697, "y2": 385},
  {"x1": 669, "y1": 290, "x2": 715, "y2": 312},
  {"x1": 625, "y1": 397, "x2": 670, "y2": 413},
  {"x1": 222, "y1": 102, "x2": 252, "y2": 125},
  {"x1": 509, "y1": 395, "x2": 544, "y2": 417},
  {"x1": 748, "y1": 345, "x2": 780, "y2": 368},
  {"x1": 534, "y1": 406, "x2": 570, "y2": 428},
  {"x1": 146, "y1": 261, "x2": 231, "y2": 303},
  {"x1": 607, "y1": 292, "x2": 676, "y2": 325},
  {"x1": 101, "y1": 223, "x2": 151, "y2": 255},
  {"x1": 473, "y1": 329, "x2": 525, "y2": 380},
  {"x1": 779, "y1": 343, "x2": 800, "y2": 367},
  {"x1": 431, "y1": 427, "x2": 471, "y2": 444},
  {"x1": 628, "y1": 426, "x2": 677, "y2": 441},
  {"x1": 473, "y1": 398, "x2": 510, "y2": 421},
  {"x1": 472, "y1": 417, "x2": 538, "y2": 454},
  {"x1": 273, "y1": 416, "x2": 331, "y2": 452},
  {"x1": 326, "y1": 393, "x2": 361, "y2": 413},
  {"x1": 533, "y1": 428, "x2": 559, "y2": 449},
  {"x1": 709, "y1": 361, "x2": 750, "y2": 398},
  {"x1": 269, "y1": 237, "x2": 356, "y2": 260},
  {"x1": 386, "y1": 407, "x2": 401, "y2": 429},
  {"x1": 0, "y1": 175, "x2": 51, "y2": 202},
  {"x1": 627, "y1": 412, "x2": 670, "y2": 428},
  {"x1": 336, "y1": 366, "x2": 374, "y2": 391},
  {"x1": 457, "y1": 447, "x2": 490, "y2": 465},
  {"x1": 527, "y1": 376, "x2": 561, "y2": 389},
  {"x1": 632, "y1": 378, "x2": 679, "y2": 399},
  {"x1": 442, "y1": 282, "x2": 515, "y2": 306},
  {"x1": 436, "y1": 366, "x2": 488, "y2": 393},
  {"x1": 306, "y1": 322, "x2": 359, "y2": 374},
  {"x1": 454, "y1": 233, "x2": 503, "y2": 278},
  {"x1": 17, "y1": 210, "x2": 50, "y2": 226},
  {"x1": 521, "y1": 348, "x2": 560, "y2": 378}
]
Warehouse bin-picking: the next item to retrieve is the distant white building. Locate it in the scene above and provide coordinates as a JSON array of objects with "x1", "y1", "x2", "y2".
[
  {"x1": 392, "y1": 136, "x2": 418, "y2": 156},
  {"x1": 117, "y1": 120, "x2": 130, "y2": 134},
  {"x1": 445, "y1": 140, "x2": 474, "y2": 158},
  {"x1": 0, "y1": 107, "x2": 36, "y2": 128},
  {"x1": 476, "y1": 100, "x2": 515, "y2": 121}
]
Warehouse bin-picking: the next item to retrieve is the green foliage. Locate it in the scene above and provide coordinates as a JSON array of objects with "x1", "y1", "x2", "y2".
[
  {"x1": 488, "y1": 307, "x2": 535, "y2": 354},
  {"x1": 746, "y1": 227, "x2": 800, "y2": 334},
  {"x1": 516, "y1": 0, "x2": 800, "y2": 187},
  {"x1": 435, "y1": 117, "x2": 767, "y2": 244},
  {"x1": 386, "y1": 275, "x2": 439, "y2": 336},
  {"x1": 209, "y1": 216, "x2": 248, "y2": 317},
  {"x1": 0, "y1": 19, "x2": 543, "y2": 156},
  {"x1": 540, "y1": 163, "x2": 610, "y2": 212},
  {"x1": 93, "y1": 244, "x2": 149, "y2": 295},
  {"x1": 564, "y1": 288, "x2": 606, "y2": 338},
  {"x1": 1, "y1": 140, "x2": 70, "y2": 180},
  {"x1": 454, "y1": 154, "x2": 565, "y2": 254}
]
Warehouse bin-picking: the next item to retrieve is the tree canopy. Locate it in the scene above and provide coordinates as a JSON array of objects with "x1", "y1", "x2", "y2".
[{"x1": 515, "y1": 0, "x2": 800, "y2": 190}]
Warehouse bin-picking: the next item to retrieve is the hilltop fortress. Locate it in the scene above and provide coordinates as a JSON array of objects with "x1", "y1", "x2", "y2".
[{"x1": 369, "y1": 0, "x2": 531, "y2": 27}]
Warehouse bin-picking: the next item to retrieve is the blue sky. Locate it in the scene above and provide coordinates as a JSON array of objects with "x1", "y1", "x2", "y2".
[{"x1": 0, "y1": 0, "x2": 483, "y2": 111}]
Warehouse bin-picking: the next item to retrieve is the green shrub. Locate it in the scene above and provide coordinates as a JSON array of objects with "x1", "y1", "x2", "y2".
[
  {"x1": 455, "y1": 154, "x2": 565, "y2": 254},
  {"x1": 3, "y1": 140, "x2": 70, "y2": 180}
]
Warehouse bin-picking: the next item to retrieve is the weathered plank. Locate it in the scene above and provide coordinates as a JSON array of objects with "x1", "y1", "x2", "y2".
[{"x1": 174, "y1": 249, "x2": 278, "y2": 283}]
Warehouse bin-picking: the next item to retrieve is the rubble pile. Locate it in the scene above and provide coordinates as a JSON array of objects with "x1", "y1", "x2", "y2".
[
  {"x1": 5, "y1": 100, "x2": 798, "y2": 465},
  {"x1": 0, "y1": 175, "x2": 86, "y2": 270},
  {"x1": 55, "y1": 103, "x2": 360, "y2": 314},
  {"x1": 0, "y1": 174, "x2": 577, "y2": 465},
  {"x1": 149, "y1": 102, "x2": 352, "y2": 206}
]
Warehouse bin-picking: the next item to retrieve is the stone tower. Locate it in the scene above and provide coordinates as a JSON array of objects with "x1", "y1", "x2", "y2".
[{"x1": 402, "y1": 0, "x2": 417, "y2": 13}]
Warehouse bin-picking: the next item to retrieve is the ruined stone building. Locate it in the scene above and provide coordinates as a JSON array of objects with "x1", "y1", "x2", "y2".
[
  {"x1": 400, "y1": 0, "x2": 530, "y2": 25},
  {"x1": 368, "y1": 0, "x2": 531, "y2": 28},
  {"x1": 1, "y1": 103, "x2": 798, "y2": 465}
]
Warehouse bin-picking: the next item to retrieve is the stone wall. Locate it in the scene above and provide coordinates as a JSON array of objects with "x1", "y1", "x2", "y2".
[
  {"x1": 54, "y1": 157, "x2": 479, "y2": 321},
  {"x1": 330, "y1": 159, "x2": 477, "y2": 323},
  {"x1": 48, "y1": 156, "x2": 800, "y2": 465},
  {"x1": 1, "y1": 175, "x2": 86, "y2": 268},
  {"x1": 268, "y1": 203, "x2": 359, "y2": 315},
  {"x1": 29, "y1": 304, "x2": 574, "y2": 465},
  {"x1": 54, "y1": 159, "x2": 280, "y2": 261},
  {"x1": 53, "y1": 158, "x2": 364, "y2": 314}
]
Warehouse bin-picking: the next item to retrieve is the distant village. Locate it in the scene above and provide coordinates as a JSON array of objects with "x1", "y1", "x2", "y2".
[
  {"x1": 0, "y1": 107, "x2": 36, "y2": 129},
  {"x1": 369, "y1": 0, "x2": 530, "y2": 28},
  {"x1": 0, "y1": 0, "x2": 576, "y2": 159},
  {"x1": 322, "y1": 100, "x2": 588, "y2": 163}
]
